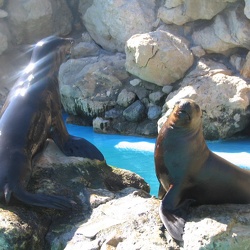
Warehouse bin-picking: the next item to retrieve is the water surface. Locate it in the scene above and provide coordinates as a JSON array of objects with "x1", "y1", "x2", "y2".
[{"x1": 66, "y1": 123, "x2": 250, "y2": 196}]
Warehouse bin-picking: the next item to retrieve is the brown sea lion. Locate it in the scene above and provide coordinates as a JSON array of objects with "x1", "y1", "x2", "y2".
[
  {"x1": 154, "y1": 98, "x2": 250, "y2": 241},
  {"x1": 0, "y1": 36, "x2": 104, "y2": 210}
]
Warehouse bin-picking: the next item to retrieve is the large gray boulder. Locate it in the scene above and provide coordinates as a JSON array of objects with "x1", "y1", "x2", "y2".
[
  {"x1": 125, "y1": 30, "x2": 194, "y2": 86},
  {"x1": 158, "y1": 0, "x2": 236, "y2": 25},
  {"x1": 81, "y1": 0, "x2": 156, "y2": 52},
  {"x1": 58, "y1": 53, "x2": 129, "y2": 118},
  {"x1": 159, "y1": 58, "x2": 250, "y2": 139},
  {"x1": 192, "y1": 4, "x2": 250, "y2": 54},
  {"x1": 6, "y1": 0, "x2": 72, "y2": 44}
]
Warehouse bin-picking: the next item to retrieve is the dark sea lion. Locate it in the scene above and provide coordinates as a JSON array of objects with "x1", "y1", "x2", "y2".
[
  {"x1": 0, "y1": 36, "x2": 104, "y2": 210},
  {"x1": 154, "y1": 98, "x2": 250, "y2": 241}
]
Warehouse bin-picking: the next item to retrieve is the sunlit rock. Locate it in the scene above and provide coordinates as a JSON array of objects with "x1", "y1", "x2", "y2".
[
  {"x1": 6, "y1": 0, "x2": 72, "y2": 44},
  {"x1": 81, "y1": 0, "x2": 156, "y2": 52},
  {"x1": 159, "y1": 58, "x2": 250, "y2": 139},
  {"x1": 192, "y1": 4, "x2": 250, "y2": 54},
  {"x1": 125, "y1": 30, "x2": 194, "y2": 86}
]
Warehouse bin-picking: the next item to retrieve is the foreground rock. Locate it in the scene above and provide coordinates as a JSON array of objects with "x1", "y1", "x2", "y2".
[
  {"x1": 159, "y1": 58, "x2": 250, "y2": 139},
  {"x1": 0, "y1": 140, "x2": 249, "y2": 249},
  {"x1": 0, "y1": 140, "x2": 149, "y2": 249}
]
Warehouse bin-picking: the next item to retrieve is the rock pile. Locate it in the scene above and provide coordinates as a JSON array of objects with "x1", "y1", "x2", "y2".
[{"x1": 1, "y1": 0, "x2": 250, "y2": 139}]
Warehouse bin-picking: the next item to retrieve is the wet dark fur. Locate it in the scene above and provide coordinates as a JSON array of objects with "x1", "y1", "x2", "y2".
[
  {"x1": 154, "y1": 99, "x2": 250, "y2": 241},
  {"x1": 0, "y1": 36, "x2": 104, "y2": 210}
]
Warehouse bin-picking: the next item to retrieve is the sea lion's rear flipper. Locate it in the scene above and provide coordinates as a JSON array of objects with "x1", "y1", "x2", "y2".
[
  {"x1": 13, "y1": 189, "x2": 75, "y2": 210},
  {"x1": 50, "y1": 115, "x2": 104, "y2": 161},
  {"x1": 159, "y1": 186, "x2": 194, "y2": 241}
]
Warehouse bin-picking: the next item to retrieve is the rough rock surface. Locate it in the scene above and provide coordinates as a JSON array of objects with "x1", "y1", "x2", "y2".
[
  {"x1": 158, "y1": 58, "x2": 250, "y2": 139},
  {"x1": 81, "y1": 0, "x2": 156, "y2": 52},
  {"x1": 192, "y1": 4, "x2": 250, "y2": 54},
  {"x1": 0, "y1": 140, "x2": 150, "y2": 249},
  {"x1": 125, "y1": 30, "x2": 194, "y2": 86},
  {"x1": 6, "y1": 0, "x2": 72, "y2": 44},
  {"x1": 58, "y1": 53, "x2": 127, "y2": 119},
  {"x1": 158, "y1": 0, "x2": 234, "y2": 25}
]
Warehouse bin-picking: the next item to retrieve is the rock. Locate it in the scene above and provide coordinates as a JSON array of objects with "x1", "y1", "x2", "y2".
[
  {"x1": 158, "y1": 58, "x2": 250, "y2": 139},
  {"x1": 147, "y1": 105, "x2": 162, "y2": 120},
  {"x1": 104, "y1": 108, "x2": 123, "y2": 119},
  {"x1": 0, "y1": 31, "x2": 7, "y2": 55},
  {"x1": 190, "y1": 45, "x2": 206, "y2": 57},
  {"x1": 183, "y1": 204, "x2": 250, "y2": 249},
  {"x1": 241, "y1": 51, "x2": 250, "y2": 78},
  {"x1": 230, "y1": 53, "x2": 245, "y2": 72},
  {"x1": 0, "y1": 139, "x2": 150, "y2": 249},
  {"x1": 158, "y1": 0, "x2": 233, "y2": 25},
  {"x1": 162, "y1": 85, "x2": 173, "y2": 94},
  {"x1": 117, "y1": 89, "x2": 136, "y2": 108},
  {"x1": 130, "y1": 78, "x2": 141, "y2": 87},
  {"x1": 58, "y1": 53, "x2": 128, "y2": 118},
  {"x1": 72, "y1": 41, "x2": 100, "y2": 58},
  {"x1": 0, "y1": 141, "x2": 249, "y2": 249},
  {"x1": 0, "y1": 9, "x2": 7, "y2": 18},
  {"x1": 93, "y1": 117, "x2": 110, "y2": 133},
  {"x1": 81, "y1": 0, "x2": 156, "y2": 52},
  {"x1": 244, "y1": 0, "x2": 250, "y2": 19},
  {"x1": 192, "y1": 4, "x2": 250, "y2": 54},
  {"x1": 125, "y1": 30, "x2": 194, "y2": 86},
  {"x1": 148, "y1": 91, "x2": 165, "y2": 105},
  {"x1": 6, "y1": 0, "x2": 72, "y2": 44},
  {"x1": 57, "y1": 191, "x2": 250, "y2": 250},
  {"x1": 123, "y1": 100, "x2": 146, "y2": 122}
]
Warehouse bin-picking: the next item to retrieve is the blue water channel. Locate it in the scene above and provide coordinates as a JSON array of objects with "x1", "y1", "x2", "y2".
[{"x1": 66, "y1": 122, "x2": 250, "y2": 196}]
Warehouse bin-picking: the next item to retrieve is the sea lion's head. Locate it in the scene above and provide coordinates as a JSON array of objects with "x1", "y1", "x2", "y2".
[
  {"x1": 27, "y1": 36, "x2": 74, "y2": 79},
  {"x1": 31, "y1": 36, "x2": 74, "y2": 64},
  {"x1": 168, "y1": 99, "x2": 202, "y2": 129}
]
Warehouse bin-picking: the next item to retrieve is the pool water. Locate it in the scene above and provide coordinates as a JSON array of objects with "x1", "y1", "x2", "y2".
[{"x1": 66, "y1": 123, "x2": 250, "y2": 196}]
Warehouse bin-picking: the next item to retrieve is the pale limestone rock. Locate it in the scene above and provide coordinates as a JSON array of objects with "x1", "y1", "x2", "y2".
[
  {"x1": 193, "y1": 4, "x2": 250, "y2": 53},
  {"x1": 158, "y1": 0, "x2": 236, "y2": 25},
  {"x1": 81, "y1": 0, "x2": 156, "y2": 52},
  {"x1": 230, "y1": 53, "x2": 246, "y2": 72},
  {"x1": 125, "y1": 30, "x2": 194, "y2": 86},
  {"x1": 241, "y1": 51, "x2": 250, "y2": 78},
  {"x1": 6, "y1": 0, "x2": 72, "y2": 44},
  {"x1": 130, "y1": 78, "x2": 141, "y2": 86},
  {"x1": 0, "y1": 9, "x2": 7, "y2": 18},
  {"x1": 190, "y1": 45, "x2": 206, "y2": 57},
  {"x1": 244, "y1": 0, "x2": 250, "y2": 19},
  {"x1": 72, "y1": 41, "x2": 100, "y2": 58},
  {"x1": 159, "y1": 58, "x2": 250, "y2": 139},
  {"x1": 0, "y1": 32, "x2": 7, "y2": 55}
]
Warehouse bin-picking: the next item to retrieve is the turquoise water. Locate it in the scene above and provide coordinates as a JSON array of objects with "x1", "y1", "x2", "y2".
[{"x1": 66, "y1": 123, "x2": 250, "y2": 196}]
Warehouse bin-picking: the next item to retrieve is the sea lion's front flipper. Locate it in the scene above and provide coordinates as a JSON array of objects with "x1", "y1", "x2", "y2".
[
  {"x1": 159, "y1": 185, "x2": 194, "y2": 241},
  {"x1": 50, "y1": 115, "x2": 104, "y2": 161}
]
